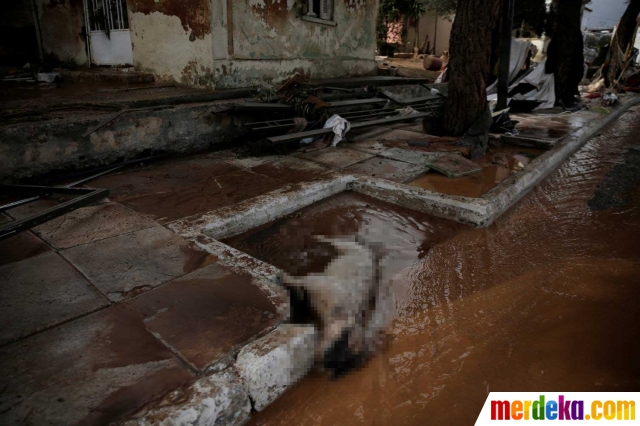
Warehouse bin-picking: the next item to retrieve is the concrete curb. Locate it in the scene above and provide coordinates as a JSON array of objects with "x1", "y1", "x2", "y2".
[
  {"x1": 129, "y1": 325, "x2": 316, "y2": 426},
  {"x1": 481, "y1": 96, "x2": 640, "y2": 226}
]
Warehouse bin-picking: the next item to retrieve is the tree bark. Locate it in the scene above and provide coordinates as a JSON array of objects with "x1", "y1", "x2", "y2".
[
  {"x1": 606, "y1": 0, "x2": 640, "y2": 87},
  {"x1": 548, "y1": 0, "x2": 584, "y2": 106},
  {"x1": 442, "y1": 0, "x2": 503, "y2": 136}
]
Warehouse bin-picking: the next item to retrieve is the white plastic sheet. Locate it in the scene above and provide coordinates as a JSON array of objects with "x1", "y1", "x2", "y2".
[
  {"x1": 515, "y1": 59, "x2": 556, "y2": 110},
  {"x1": 486, "y1": 38, "x2": 556, "y2": 111},
  {"x1": 301, "y1": 114, "x2": 351, "y2": 147}
]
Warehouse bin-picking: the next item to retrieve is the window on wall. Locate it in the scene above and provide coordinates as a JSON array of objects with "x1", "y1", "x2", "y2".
[{"x1": 303, "y1": 0, "x2": 336, "y2": 26}]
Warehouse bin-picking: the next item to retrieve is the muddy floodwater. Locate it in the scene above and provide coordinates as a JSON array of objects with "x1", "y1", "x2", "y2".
[
  {"x1": 224, "y1": 192, "x2": 467, "y2": 288},
  {"x1": 248, "y1": 106, "x2": 640, "y2": 426},
  {"x1": 408, "y1": 146, "x2": 544, "y2": 198}
]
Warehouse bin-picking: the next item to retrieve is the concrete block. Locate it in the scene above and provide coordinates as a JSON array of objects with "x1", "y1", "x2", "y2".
[
  {"x1": 234, "y1": 324, "x2": 317, "y2": 411},
  {"x1": 128, "y1": 371, "x2": 250, "y2": 426}
]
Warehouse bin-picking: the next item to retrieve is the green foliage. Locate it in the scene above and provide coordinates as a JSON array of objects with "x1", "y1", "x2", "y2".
[
  {"x1": 376, "y1": 0, "x2": 429, "y2": 46},
  {"x1": 376, "y1": 0, "x2": 552, "y2": 49},
  {"x1": 421, "y1": 0, "x2": 457, "y2": 15}
]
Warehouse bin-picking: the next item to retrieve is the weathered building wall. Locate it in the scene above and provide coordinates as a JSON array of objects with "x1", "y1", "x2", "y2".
[
  {"x1": 0, "y1": 104, "x2": 249, "y2": 183},
  {"x1": 37, "y1": 0, "x2": 89, "y2": 66},
  {"x1": 127, "y1": 0, "x2": 378, "y2": 88},
  {"x1": 212, "y1": 0, "x2": 379, "y2": 88},
  {"x1": 127, "y1": 0, "x2": 215, "y2": 87}
]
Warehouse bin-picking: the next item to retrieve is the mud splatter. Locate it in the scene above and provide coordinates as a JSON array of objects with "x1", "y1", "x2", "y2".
[{"x1": 128, "y1": 0, "x2": 210, "y2": 38}]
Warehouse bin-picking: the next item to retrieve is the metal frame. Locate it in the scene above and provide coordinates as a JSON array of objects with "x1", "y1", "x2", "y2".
[
  {"x1": 266, "y1": 111, "x2": 440, "y2": 144},
  {"x1": 0, "y1": 186, "x2": 109, "y2": 241},
  {"x1": 248, "y1": 101, "x2": 444, "y2": 135}
]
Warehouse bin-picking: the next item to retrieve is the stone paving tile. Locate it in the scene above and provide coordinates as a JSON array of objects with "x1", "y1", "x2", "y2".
[
  {"x1": 0, "y1": 303, "x2": 193, "y2": 426},
  {"x1": 91, "y1": 157, "x2": 240, "y2": 202},
  {"x1": 251, "y1": 157, "x2": 329, "y2": 183},
  {"x1": 343, "y1": 157, "x2": 428, "y2": 182},
  {"x1": 95, "y1": 165, "x2": 288, "y2": 223},
  {"x1": 134, "y1": 263, "x2": 284, "y2": 372},
  {"x1": 0, "y1": 252, "x2": 108, "y2": 346},
  {"x1": 378, "y1": 147, "x2": 435, "y2": 165},
  {"x1": 0, "y1": 230, "x2": 51, "y2": 267},
  {"x1": 62, "y1": 226, "x2": 218, "y2": 302},
  {"x1": 297, "y1": 148, "x2": 373, "y2": 169},
  {"x1": 0, "y1": 212, "x2": 51, "y2": 266},
  {"x1": 7, "y1": 202, "x2": 158, "y2": 249}
]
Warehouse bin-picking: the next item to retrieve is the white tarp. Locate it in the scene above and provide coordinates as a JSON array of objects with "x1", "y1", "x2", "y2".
[
  {"x1": 301, "y1": 114, "x2": 351, "y2": 147},
  {"x1": 486, "y1": 38, "x2": 556, "y2": 111},
  {"x1": 487, "y1": 38, "x2": 534, "y2": 93},
  {"x1": 513, "y1": 59, "x2": 556, "y2": 110}
]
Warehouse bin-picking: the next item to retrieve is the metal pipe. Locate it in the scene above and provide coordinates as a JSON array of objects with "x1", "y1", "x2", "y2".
[{"x1": 497, "y1": 0, "x2": 515, "y2": 111}]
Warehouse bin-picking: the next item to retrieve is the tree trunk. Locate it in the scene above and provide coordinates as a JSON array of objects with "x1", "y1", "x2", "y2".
[
  {"x1": 606, "y1": 0, "x2": 640, "y2": 87},
  {"x1": 549, "y1": 0, "x2": 584, "y2": 106},
  {"x1": 442, "y1": 0, "x2": 503, "y2": 136}
]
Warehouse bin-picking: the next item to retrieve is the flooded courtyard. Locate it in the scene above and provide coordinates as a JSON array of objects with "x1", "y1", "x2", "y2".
[{"x1": 248, "y1": 107, "x2": 640, "y2": 425}]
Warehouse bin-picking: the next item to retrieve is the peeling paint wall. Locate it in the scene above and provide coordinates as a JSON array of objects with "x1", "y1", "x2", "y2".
[
  {"x1": 30, "y1": 0, "x2": 378, "y2": 87},
  {"x1": 127, "y1": 0, "x2": 215, "y2": 87},
  {"x1": 37, "y1": 0, "x2": 89, "y2": 66},
  {"x1": 127, "y1": 0, "x2": 378, "y2": 88},
  {"x1": 216, "y1": 0, "x2": 378, "y2": 87}
]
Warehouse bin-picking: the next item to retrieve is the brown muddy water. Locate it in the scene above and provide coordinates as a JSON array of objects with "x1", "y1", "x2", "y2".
[
  {"x1": 246, "y1": 106, "x2": 640, "y2": 426},
  {"x1": 407, "y1": 146, "x2": 544, "y2": 198},
  {"x1": 224, "y1": 192, "x2": 467, "y2": 288}
]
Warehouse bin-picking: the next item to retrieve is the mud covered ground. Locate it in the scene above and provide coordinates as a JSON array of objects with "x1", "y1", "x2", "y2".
[{"x1": 249, "y1": 107, "x2": 640, "y2": 425}]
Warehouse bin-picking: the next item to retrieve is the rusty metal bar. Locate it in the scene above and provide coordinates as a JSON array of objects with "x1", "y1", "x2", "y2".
[{"x1": 0, "y1": 186, "x2": 109, "y2": 241}]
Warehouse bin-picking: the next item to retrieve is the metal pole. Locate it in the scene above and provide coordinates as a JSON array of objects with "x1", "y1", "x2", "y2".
[{"x1": 497, "y1": 0, "x2": 515, "y2": 111}]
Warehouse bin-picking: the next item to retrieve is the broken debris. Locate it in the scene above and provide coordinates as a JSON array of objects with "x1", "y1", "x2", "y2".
[{"x1": 425, "y1": 153, "x2": 482, "y2": 178}]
